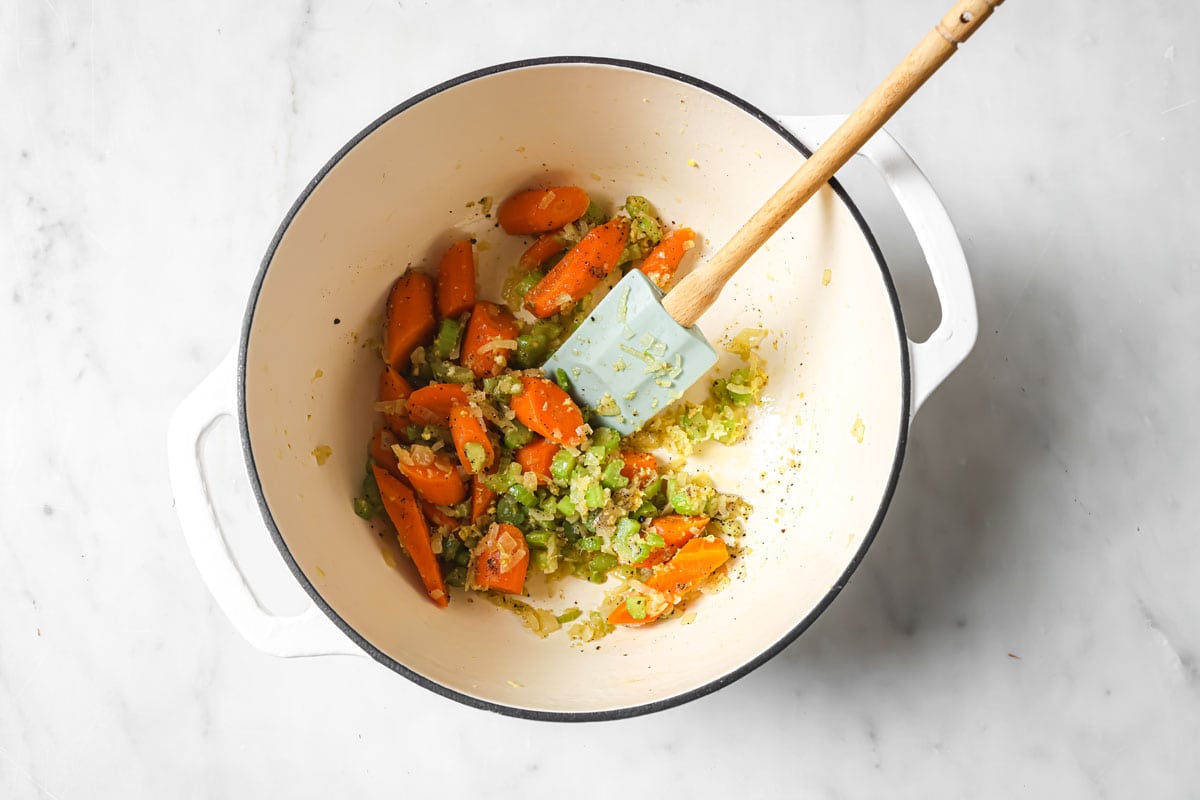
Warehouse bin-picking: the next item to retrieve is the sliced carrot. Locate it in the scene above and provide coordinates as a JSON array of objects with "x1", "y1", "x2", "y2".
[
  {"x1": 470, "y1": 523, "x2": 530, "y2": 595},
  {"x1": 651, "y1": 514, "x2": 710, "y2": 547},
  {"x1": 371, "y1": 464, "x2": 448, "y2": 608},
  {"x1": 461, "y1": 301, "x2": 520, "y2": 378},
  {"x1": 510, "y1": 376, "x2": 586, "y2": 446},
  {"x1": 497, "y1": 186, "x2": 590, "y2": 234},
  {"x1": 395, "y1": 447, "x2": 468, "y2": 506},
  {"x1": 633, "y1": 514, "x2": 710, "y2": 567},
  {"x1": 471, "y1": 473, "x2": 497, "y2": 524},
  {"x1": 383, "y1": 271, "x2": 436, "y2": 369},
  {"x1": 619, "y1": 450, "x2": 658, "y2": 488},
  {"x1": 379, "y1": 365, "x2": 413, "y2": 436},
  {"x1": 639, "y1": 227, "x2": 697, "y2": 291},
  {"x1": 518, "y1": 232, "x2": 567, "y2": 271},
  {"x1": 369, "y1": 426, "x2": 403, "y2": 480},
  {"x1": 646, "y1": 536, "x2": 729, "y2": 598},
  {"x1": 449, "y1": 404, "x2": 495, "y2": 475},
  {"x1": 524, "y1": 217, "x2": 630, "y2": 318},
  {"x1": 515, "y1": 437, "x2": 560, "y2": 484},
  {"x1": 608, "y1": 536, "x2": 729, "y2": 625},
  {"x1": 421, "y1": 500, "x2": 461, "y2": 531},
  {"x1": 437, "y1": 239, "x2": 476, "y2": 319},
  {"x1": 406, "y1": 383, "x2": 468, "y2": 427}
]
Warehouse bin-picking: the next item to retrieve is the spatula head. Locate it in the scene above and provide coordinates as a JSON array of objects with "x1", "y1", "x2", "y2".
[{"x1": 543, "y1": 270, "x2": 718, "y2": 435}]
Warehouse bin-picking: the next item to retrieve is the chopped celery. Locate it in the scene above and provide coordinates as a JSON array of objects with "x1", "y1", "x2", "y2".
[
  {"x1": 625, "y1": 595, "x2": 648, "y2": 620},
  {"x1": 590, "y1": 427, "x2": 620, "y2": 456},
  {"x1": 583, "y1": 482, "x2": 605, "y2": 510},
  {"x1": 554, "y1": 368, "x2": 571, "y2": 392},
  {"x1": 496, "y1": 494, "x2": 526, "y2": 526},
  {"x1": 431, "y1": 360, "x2": 474, "y2": 383},
  {"x1": 634, "y1": 501, "x2": 657, "y2": 518},
  {"x1": 556, "y1": 495, "x2": 576, "y2": 515},
  {"x1": 624, "y1": 196, "x2": 663, "y2": 243},
  {"x1": 514, "y1": 270, "x2": 543, "y2": 299},
  {"x1": 525, "y1": 530, "x2": 553, "y2": 548},
  {"x1": 353, "y1": 460, "x2": 384, "y2": 520},
  {"x1": 668, "y1": 478, "x2": 714, "y2": 515},
  {"x1": 615, "y1": 517, "x2": 641, "y2": 539},
  {"x1": 550, "y1": 449, "x2": 577, "y2": 482},
  {"x1": 352, "y1": 497, "x2": 375, "y2": 520},
  {"x1": 507, "y1": 483, "x2": 537, "y2": 507},
  {"x1": 642, "y1": 477, "x2": 662, "y2": 500},
  {"x1": 432, "y1": 318, "x2": 462, "y2": 360},
  {"x1": 613, "y1": 516, "x2": 650, "y2": 563},
  {"x1": 531, "y1": 550, "x2": 552, "y2": 573},
  {"x1": 578, "y1": 536, "x2": 602, "y2": 552},
  {"x1": 503, "y1": 423, "x2": 534, "y2": 450},
  {"x1": 531, "y1": 321, "x2": 562, "y2": 340},
  {"x1": 588, "y1": 553, "x2": 617, "y2": 573},
  {"x1": 515, "y1": 333, "x2": 548, "y2": 368},
  {"x1": 600, "y1": 459, "x2": 628, "y2": 489},
  {"x1": 583, "y1": 201, "x2": 607, "y2": 226},
  {"x1": 463, "y1": 441, "x2": 488, "y2": 474},
  {"x1": 556, "y1": 607, "x2": 583, "y2": 624}
]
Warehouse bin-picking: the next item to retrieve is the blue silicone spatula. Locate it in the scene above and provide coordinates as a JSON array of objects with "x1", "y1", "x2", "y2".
[{"x1": 544, "y1": 0, "x2": 1001, "y2": 433}]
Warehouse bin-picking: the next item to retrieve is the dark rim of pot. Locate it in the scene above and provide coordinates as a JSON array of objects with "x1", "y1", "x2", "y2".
[{"x1": 238, "y1": 56, "x2": 911, "y2": 722}]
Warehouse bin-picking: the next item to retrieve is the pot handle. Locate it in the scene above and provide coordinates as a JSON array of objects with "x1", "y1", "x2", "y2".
[
  {"x1": 778, "y1": 115, "x2": 978, "y2": 417},
  {"x1": 167, "y1": 346, "x2": 362, "y2": 657}
]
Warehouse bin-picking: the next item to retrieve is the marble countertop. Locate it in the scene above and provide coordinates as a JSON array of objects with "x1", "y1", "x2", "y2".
[{"x1": 3, "y1": 0, "x2": 1198, "y2": 796}]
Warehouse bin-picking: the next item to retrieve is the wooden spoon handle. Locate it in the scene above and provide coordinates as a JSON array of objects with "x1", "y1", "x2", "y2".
[{"x1": 662, "y1": 0, "x2": 1004, "y2": 328}]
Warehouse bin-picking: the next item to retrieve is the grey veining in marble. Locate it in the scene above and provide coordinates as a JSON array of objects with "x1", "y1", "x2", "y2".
[{"x1": 2, "y1": 0, "x2": 1198, "y2": 797}]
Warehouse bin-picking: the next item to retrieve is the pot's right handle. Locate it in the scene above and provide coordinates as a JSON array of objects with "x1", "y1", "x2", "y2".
[
  {"x1": 779, "y1": 115, "x2": 978, "y2": 417},
  {"x1": 167, "y1": 346, "x2": 362, "y2": 658}
]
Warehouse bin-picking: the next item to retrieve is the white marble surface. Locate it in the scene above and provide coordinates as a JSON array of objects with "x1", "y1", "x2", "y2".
[{"x1": 3, "y1": 0, "x2": 1199, "y2": 796}]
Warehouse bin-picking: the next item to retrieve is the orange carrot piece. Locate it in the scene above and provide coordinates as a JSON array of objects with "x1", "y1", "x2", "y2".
[
  {"x1": 395, "y1": 448, "x2": 468, "y2": 506},
  {"x1": 510, "y1": 376, "x2": 586, "y2": 446},
  {"x1": 619, "y1": 450, "x2": 658, "y2": 488},
  {"x1": 421, "y1": 500, "x2": 461, "y2": 531},
  {"x1": 461, "y1": 301, "x2": 520, "y2": 378},
  {"x1": 379, "y1": 365, "x2": 413, "y2": 436},
  {"x1": 631, "y1": 514, "x2": 709, "y2": 568},
  {"x1": 608, "y1": 536, "x2": 729, "y2": 625},
  {"x1": 383, "y1": 271, "x2": 436, "y2": 369},
  {"x1": 497, "y1": 186, "x2": 590, "y2": 234},
  {"x1": 471, "y1": 473, "x2": 497, "y2": 524},
  {"x1": 369, "y1": 427, "x2": 403, "y2": 480},
  {"x1": 639, "y1": 227, "x2": 697, "y2": 291},
  {"x1": 518, "y1": 232, "x2": 567, "y2": 271},
  {"x1": 449, "y1": 404, "x2": 495, "y2": 475},
  {"x1": 524, "y1": 217, "x2": 630, "y2": 318},
  {"x1": 470, "y1": 523, "x2": 530, "y2": 595},
  {"x1": 371, "y1": 464, "x2": 448, "y2": 607},
  {"x1": 437, "y1": 239, "x2": 476, "y2": 319},
  {"x1": 406, "y1": 383, "x2": 468, "y2": 427},
  {"x1": 515, "y1": 437, "x2": 560, "y2": 484},
  {"x1": 651, "y1": 514, "x2": 710, "y2": 547},
  {"x1": 646, "y1": 536, "x2": 729, "y2": 598}
]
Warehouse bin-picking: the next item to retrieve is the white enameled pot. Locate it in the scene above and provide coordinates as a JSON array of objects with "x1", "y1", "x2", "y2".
[{"x1": 168, "y1": 58, "x2": 976, "y2": 720}]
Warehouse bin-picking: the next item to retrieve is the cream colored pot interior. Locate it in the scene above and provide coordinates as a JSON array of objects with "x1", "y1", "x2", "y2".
[{"x1": 243, "y1": 62, "x2": 905, "y2": 715}]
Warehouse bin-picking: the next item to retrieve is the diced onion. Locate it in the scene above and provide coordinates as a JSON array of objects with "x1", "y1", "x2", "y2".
[{"x1": 478, "y1": 338, "x2": 518, "y2": 354}]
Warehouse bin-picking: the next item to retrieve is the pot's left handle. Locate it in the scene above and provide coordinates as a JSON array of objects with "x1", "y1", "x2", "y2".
[{"x1": 167, "y1": 347, "x2": 362, "y2": 658}]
